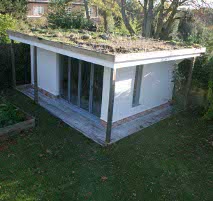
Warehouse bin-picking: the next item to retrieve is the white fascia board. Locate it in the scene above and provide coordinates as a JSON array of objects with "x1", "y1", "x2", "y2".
[
  {"x1": 114, "y1": 53, "x2": 203, "y2": 68},
  {"x1": 114, "y1": 48, "x2": 206, "y2": 68},
  {"x1": 8, "y1": 31, "x2": 115, "y2": 68}
]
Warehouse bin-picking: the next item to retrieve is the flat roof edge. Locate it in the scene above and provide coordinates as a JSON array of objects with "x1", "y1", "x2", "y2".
[
  {"x1": 114, "y1": 47, "x2": 206, "y2": 63},
  {"x1": 7, "y1": 30, "x2": 116, "y2": 67},
  {"x1": 7, "y1": 30, "x2": 206, "y2": 68}
]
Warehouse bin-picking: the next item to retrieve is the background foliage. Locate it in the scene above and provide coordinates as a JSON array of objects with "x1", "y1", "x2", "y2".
[
  {"x1": 0, "y1": 14, "x2": 17, "y2": 43},
  {"x1": 0, "y1": 43, "x2": 31, "y2": 89},
  {"x1": 47, "y1": 0, "x2": 94, "y2": 30},
  {"x1": 0, "y1": 0, "x2": 27, "y2": 19}
]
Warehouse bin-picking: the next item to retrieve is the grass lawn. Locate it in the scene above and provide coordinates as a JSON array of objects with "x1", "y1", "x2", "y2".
[{"x1": 0, "y1": 89, "x2": 212, "y2": 201}]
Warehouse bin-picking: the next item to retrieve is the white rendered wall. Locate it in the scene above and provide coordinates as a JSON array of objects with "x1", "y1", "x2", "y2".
[
  {"x1": 100, "y1": 67, "x2": 111, "y2": 122},
  {"x1": 30, "y1": 46, "x2": 60, "y2": 96},
  {"x1": 112, "y1": 61, "x2": 175, "y2": 122}
]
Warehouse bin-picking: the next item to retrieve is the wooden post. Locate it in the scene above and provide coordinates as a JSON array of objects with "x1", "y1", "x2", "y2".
[
  {"x1": 10, "y1": 40, "x2": 16, "y2": 88},
  {"x1": 33, "y1": 46, "x2": 39, "y2": 104},
  {"x1": 89, "y1": 63, "x2": 94, "y2": 113},
  {"x1": 105, "y1": 68, "x2": 116, "y2": 144},
  {"x1": 24, "y1": 63, "x2": 28, "y2": 84},
  {"x1": 68, "y1": 57, "x2": 71, "y2": 102},
  {"x1": 184, "y1": 57, "x2": 196, "y2": 109},
  {"x1": 78, "y1": 60, "x2": 82, "y2": 107}
]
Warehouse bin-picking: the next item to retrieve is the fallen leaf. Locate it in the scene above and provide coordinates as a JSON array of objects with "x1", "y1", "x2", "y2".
[
  {"x1": 46, "y1": 149, "x2": 52, "y2": 154},
  {"x1": 101, "y1": 176, "x2": 108, "y2": 182}
]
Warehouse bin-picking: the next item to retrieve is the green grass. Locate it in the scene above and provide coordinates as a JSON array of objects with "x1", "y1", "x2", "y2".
[{"x1": 0, "y1": 89, "x2": 212, "y2": 201}]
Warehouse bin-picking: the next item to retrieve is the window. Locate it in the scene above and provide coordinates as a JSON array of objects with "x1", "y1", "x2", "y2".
[
  {"x1": 88, "y1": 7, "x2": 93, "y2": 17},
  {"x1": 132, "y1": 65, "x2": 143, "y2": 107},
  {"x1": 33, "y1": 6, "x2": 44, "y2": 15}
]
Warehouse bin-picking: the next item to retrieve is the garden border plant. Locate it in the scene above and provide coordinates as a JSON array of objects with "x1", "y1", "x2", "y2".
[{"x1": 0, "y1": 99, "x2": 35, "y2": 140}]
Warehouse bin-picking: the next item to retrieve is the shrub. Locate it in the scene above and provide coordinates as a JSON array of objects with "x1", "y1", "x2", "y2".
[
  {"x1": 48, "y1": 11, "x2": 94, "y2": 30},
  {"x1": 47, "y1": 0, "x2": 94, "y2": 30},
  {"x1": 0, "y1": 101, "x2": 25, "y2": 128},
  {"x1": 0, "y1": 14, "x2": 17, "y2": 43},
  {"x1": 27, "y1": 17, "x2": 48, "y2": 29},
  {"x1": 204, "y1": 81, "x2": 213, "y2": 120}
]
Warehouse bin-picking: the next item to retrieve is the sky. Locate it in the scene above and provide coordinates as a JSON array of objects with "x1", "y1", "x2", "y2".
[
  {"x1": 139, "y1": 0, "x2": 213, "y2": 8},
  {"x1": 184, "y1": 0, "x2": 213, "y2": 8}
]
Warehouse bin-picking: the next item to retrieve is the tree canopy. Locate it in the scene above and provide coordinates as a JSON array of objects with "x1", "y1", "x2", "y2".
[{"x1": 0, "y1": 0, "x2": 27, "y2": 19}]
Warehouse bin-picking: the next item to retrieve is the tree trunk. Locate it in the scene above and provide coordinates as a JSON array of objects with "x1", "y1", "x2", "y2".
[
  {"x1": 157, "y1": 0, "x2": 179, "y2": 39},
  {"x1": 160, "y1": 7, "x2": 178, "y2": 39},
  {"x1": 120, "y1": 0, "x2": 135, "y2": 35},
  {"x1": 103, "y1": 11, "x2": 108, "y2": 32},
  {"x1": 154, "y1": 0, "x2": 165, "y2": 39},
  {"x1": 142, "y1": 0, "x2": 154, "y2": 38},
  {"x1": 142, "y1": 0, "x2": 148, "y2": 37},
  {"x1": 102, "y1": 0, "x2": 108, "y2": 32}
]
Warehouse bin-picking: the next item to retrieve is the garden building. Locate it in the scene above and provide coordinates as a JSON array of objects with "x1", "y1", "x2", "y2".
[{"x1": 7, "y1": 30, "x2": 206, "y2": 145}]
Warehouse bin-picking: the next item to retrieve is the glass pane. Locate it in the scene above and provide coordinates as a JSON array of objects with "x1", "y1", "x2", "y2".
[
  {"x1": 132, "y1": 65, "x2": 143, "y2": 107},
  {"x1": 70, "y1": 58, "x2": 79, "y2": 105},
  {"x1": 61, "y1": 55, "x2": 68, "y2": 100},
  {"x1": 80, "y1": 61, "x2": 91, "y2": 111},
  {"x1": 92, "y1": 65, "x2": 104, "y2": 117}
]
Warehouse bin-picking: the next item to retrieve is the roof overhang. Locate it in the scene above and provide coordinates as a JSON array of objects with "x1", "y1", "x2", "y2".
[{"x1": 8, "y1": 30, "x2": 206, "y2": 69}]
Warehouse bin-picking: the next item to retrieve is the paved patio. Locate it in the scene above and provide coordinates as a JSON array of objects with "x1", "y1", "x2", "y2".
[{"x1": 17, "y1": 85, "x2": 174, "y2": 146}]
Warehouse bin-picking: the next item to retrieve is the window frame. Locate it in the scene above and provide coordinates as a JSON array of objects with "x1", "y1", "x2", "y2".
[
  {"x1": 132, "y1": 65, "x2": 143, "y2": 107},
  {"x1": 33, "y1": 6, "x2": 44, "y2": 15}
]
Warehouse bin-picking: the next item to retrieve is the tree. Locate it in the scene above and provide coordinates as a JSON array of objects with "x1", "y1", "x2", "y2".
[
  {"x1": 142, "y1": 0, "x2": 154, "y2": 37},
  {"x1": 138, "y1": 0, "x2": 212, "y2": 39},
  {"x1": 0, "y1": 0, "x2": 27, "y2": 19},
  {"x1": 0, "y1": 14, "x2": 17, "y2": 43},
  {"x1": 120, "y1": 0, "x2": 135, "y2": 35},
  {"x1": 93, "y1": 0, "x2": 120, "y2": 32}
]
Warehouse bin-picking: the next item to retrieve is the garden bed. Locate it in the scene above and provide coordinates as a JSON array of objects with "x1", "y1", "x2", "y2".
[{"x1": 0, "y1": 101, "x2": 35, "y2": 140}]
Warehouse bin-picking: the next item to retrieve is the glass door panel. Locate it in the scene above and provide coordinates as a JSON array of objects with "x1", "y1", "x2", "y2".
[
  {"x1": 80, "y1": 61, "x2": 91, "y2": 111},
  {"x1": 60, "y1": 55, "x2": 68, "y2": 100},
  {"x1": 60, "y1": 56, "x2": 104, "y2": 118},
  {"x1": 70, "y1": 58, "x2": 79, "y2": 105},
  {"x1": 92, "y1": 65, "x2": 104, "y2": 117}
]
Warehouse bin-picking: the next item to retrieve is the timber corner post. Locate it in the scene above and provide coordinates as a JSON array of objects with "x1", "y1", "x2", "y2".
[
  {"x1": 10, "y1": 40, "x2": 16, "y2": 89},
  {"x1": 33, "y1": 46, "x2": 39, "y2": 104},
  {"x1": 184, "y1": 57, "x2": 196, "y2": 109},
  {"x1": 105, "y1": 67, "x2": 116, "y2": 145}
]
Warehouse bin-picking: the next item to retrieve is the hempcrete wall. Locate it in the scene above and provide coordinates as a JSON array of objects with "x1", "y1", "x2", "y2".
[
  {"x1": 30, "y1": 46, "x2": 60, "y2": 96},
  {"x1": 30, "y1": 46, "x2": 175, "y2": 123},
  {"x1": 100, "y1": 62, "x2": 175, "y2": 123}
]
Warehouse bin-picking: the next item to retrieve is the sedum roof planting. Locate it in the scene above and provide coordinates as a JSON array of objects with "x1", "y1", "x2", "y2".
[{"x1": 11, "y1": 28, "x2": 201, "y2": 54}]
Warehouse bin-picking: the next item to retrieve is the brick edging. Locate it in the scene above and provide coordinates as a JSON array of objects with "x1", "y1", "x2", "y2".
[
  {"x1": 31, "y1": 84, "x2": 58, "y2": 99},
  {"x1": 101, "y1": 102, "x2": 171, "y2": 128}
]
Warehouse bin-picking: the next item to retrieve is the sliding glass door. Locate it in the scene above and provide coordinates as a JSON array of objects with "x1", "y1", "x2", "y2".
[
  {"x1": 60, "y1": 56, "x2": 68, "y2": 100},
  {"x1": 60, "y1": 55, "x2": 104, "y2": 117},
  {"x1": 92, "y1": 65, "x2": 104, "y2": 117},
  {"x1": 80, "y1": 61, "x2": 91, "y2": 111},
  {"x1": 70, "y1": 58, "x2": 79, "y2": 105}
]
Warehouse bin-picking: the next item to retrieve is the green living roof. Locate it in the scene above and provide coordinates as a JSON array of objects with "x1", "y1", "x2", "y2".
[{"x1": 13, "y1": 28, "x2": 201, "y2": 54}]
